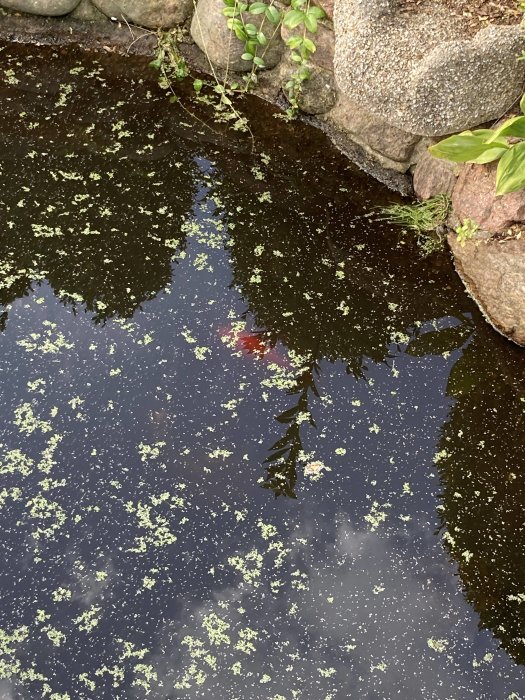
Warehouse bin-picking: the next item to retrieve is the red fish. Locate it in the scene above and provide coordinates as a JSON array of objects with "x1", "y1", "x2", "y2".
[{"x1": 218, "y1": 326, "x2": 288, "y2": 365}]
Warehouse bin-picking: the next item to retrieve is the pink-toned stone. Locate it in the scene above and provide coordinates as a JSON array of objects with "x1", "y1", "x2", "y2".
[
  {"x1": 449, "y1": 231, "x2": 525, "y2": 346},
  {"x1": 314, "y1": 0, "x2": 333, "y2": 19},
  {"x1": 452, "y1": 161, "x2": 525, "y2": 233},
  {"x1": 413, "y1": 150, "x2": 458, "y2": 200}
]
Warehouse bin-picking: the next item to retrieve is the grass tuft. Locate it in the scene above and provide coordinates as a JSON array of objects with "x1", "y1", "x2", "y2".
[{"x1": 376, "y1": 194, "x2": 451, "y2": 256}]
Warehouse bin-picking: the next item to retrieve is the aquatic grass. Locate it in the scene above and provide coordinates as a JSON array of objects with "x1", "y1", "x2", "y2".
[{"x1": 375, "y1": 194, "x2": 451, "y2": 256}]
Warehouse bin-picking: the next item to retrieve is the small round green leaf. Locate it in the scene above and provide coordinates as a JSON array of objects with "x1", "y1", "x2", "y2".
[
  {"x1": 304, "y1": 13, "x2": 317, "y2": 32},
  {"x1": 249, "y1": 2, "x2": 267, "y2": 13},
  {"x1": 265, "y1": 5, "x2": 281, "y2": 23},
  {"x1": 283, "y1": 8, "x2": 305, "y2": 28}
]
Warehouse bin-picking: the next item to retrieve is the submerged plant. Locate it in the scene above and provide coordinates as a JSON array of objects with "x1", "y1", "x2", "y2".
[{"x1": 376, "y1": 194, "x2": 451, "y2": 256}]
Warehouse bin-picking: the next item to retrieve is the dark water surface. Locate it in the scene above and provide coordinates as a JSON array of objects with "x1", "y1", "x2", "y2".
[{"x1": 1, "y1": 42, "x2": 525, "y2": 700}]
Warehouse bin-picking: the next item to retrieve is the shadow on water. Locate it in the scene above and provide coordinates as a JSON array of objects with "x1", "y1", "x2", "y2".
[
  {"x1": 219, "y1": 177, "x2": 476, "y2": 495},
  {"x1": 0, "y1": 40, "x2": 477, "y2": 500},
  {"x1": 436, "y1": 324, "x2": 525, "y2": 665}
]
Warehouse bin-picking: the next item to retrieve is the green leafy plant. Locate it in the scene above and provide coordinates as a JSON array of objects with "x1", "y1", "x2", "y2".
[
  {"x1": 222, "y1": 0, "x2": 325, "y2": 119},
  {"x1": 376, "y1": 194, "x2": 451, "y2": 256},
  {"x1": 430, "y1": 0, "x2": 525, "y2": 198},
  {"x1": 280, "y1": 0, "x2": 325, "y2": 119},
  {"x1": 149, "y1": 30, "x2": 250, "y2": 133},
  {"x1": 223, "y1": 0, "x2": 282, "y2": 90},
  {"x1": 149, "y1": 30, "x2": 189, "y2": 94},
  {"x1": 429, "y1": 98, "x2": 525, "y2": 196},
  {"x1": 149, "y1": 0, "x2": 325, "y2": 135},
  {"x1": 455, "y1": 218, "x2": 479, "y2": 246}
]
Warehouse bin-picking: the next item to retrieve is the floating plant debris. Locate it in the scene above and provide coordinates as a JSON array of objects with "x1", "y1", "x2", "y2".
[{"x1": 0, "y1": 42, "x2": 524, "y2": 700}]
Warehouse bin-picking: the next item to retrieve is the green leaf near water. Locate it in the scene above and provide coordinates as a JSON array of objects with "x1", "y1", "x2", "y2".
[
  {"x1": 241, "y1": 52, "x2": 255, "y2": 61},
  {"x1": 496, "y1": 141, "x2": 525, "y2": 195},
  {"x1": 193, "y1": 79, "x2": 203, "y2": 93},
  {"x1": 303, "y1": 37, "x2": 316, "y2": 54},
  {"x1": 286, "y1": 36, "x2": 303, "y2": 49},
  {"x1": 521, "y1": 93, "x2": 525, "y2": 114},
  {"x1": 308, "y1": 5, "x2": 325, "y2": 18},
  {"x1": 253, "y1": 56, "x2": 266, "y2": 67},
  {"x1": 429, "y1": 131, "x2": 509, "y2": 164},
  {"x1": 304, "y1": 13, "x2": 318, "y2": 32},
  {"x1": 298, "y1": 66, "x2": 311, "y2": 81},
  {"x1": 405, "y1": 325, "x2": 472, "y2": 357}
]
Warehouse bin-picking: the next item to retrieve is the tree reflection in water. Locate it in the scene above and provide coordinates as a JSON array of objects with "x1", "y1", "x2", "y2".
[
  {"x1": 437, "y1": 324, "x2": 525, "y2": 664},
  {"x1": 219, "y1": 167, "x2": 474, "y2": 496}
]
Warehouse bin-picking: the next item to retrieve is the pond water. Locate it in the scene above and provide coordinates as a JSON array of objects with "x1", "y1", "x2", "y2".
[{"x1": 1, "y1": 42, "x2": 525, "y2": 700}]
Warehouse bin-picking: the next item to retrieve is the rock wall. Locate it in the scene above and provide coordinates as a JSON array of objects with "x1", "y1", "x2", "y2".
[{"x1": 2, "y1": 0, "x2": 523, "y2": 179}]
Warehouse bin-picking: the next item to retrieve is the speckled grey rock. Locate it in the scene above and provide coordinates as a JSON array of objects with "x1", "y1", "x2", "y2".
[
  {"x1": 191, "y1": 0, "x2": 284, "y2": 72},
  {"x1": 334, "y1": 0, "x2": 525, "y2": 136},
  {"x1": 92, "y1": 0, "x2": 192, "y2": 28},
  {"x1": 0, "y1": 0, "x2": 80, "y2": 15},
  {"x1": 70, "y1": 0, "x2": 106, "y2": 20},
  {"x1": 449, "y1": 231, "x2": 525, "y2": 346}
]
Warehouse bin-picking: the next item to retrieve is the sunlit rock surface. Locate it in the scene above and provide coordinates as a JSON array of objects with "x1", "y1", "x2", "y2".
[
  {"x1": 334, "y1": 0, "x2": 525, "y2": 136},
  {"x1": 92, "y1": 0, "x2": 192, "y2": 28},
  {"x1": 449, "y1": 231, "x2": 525, "y2": 346}
]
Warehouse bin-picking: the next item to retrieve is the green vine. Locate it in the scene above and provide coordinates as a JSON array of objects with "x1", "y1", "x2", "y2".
[
  {"x1": 223, "y1": 0, "x2": 326, "y2": 119},
  {"x1": 148, "y1": 0, "x2": 326, "y2": 133},
  {"x1": 149, "y1": 30, "x2": 250, "y2": 133}
]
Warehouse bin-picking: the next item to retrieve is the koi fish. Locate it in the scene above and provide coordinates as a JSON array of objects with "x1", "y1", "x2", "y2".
[{"x1": 218, "y1": 325, "x2": 288, "y2": 365}]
